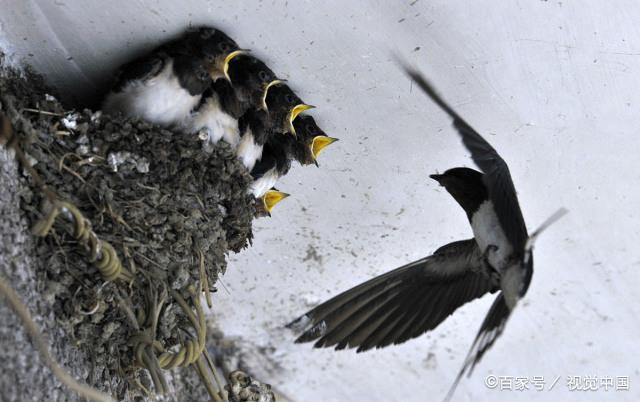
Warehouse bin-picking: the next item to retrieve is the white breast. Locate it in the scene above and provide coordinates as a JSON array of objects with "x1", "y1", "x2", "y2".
[
  {"x1": 187, "y1": 94, "x2": 240, "y2": 146},
  {"x1": 471, "y1": 200, "x2": 513, "y2": 269},
  {"x1": 249, "y1": 167, "x2": 280, "y2": 197},
  {"x1": 236, "y1": 129, "x2": 263, "y2": 170},
  {"x1": 102, "y1": 59, "x2": 200, "y2": 127}
]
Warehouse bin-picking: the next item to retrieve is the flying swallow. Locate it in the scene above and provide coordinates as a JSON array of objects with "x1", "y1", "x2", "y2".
[{"x1": 289, "y1": 65, "x2": 566, "y2": 401}]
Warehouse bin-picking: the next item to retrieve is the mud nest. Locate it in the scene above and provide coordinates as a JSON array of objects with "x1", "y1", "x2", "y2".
[{"x1": 0, "y1": 54, "x2": 255, "y2": 400}]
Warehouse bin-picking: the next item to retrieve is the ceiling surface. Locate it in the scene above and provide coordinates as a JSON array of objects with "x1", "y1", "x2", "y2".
[{"x1": 1, "y1": 1, "x2": 639, "y2": 401}]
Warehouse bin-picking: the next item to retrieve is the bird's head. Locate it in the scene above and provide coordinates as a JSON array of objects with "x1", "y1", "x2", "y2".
[
  {"x1": 291, "y1": 115, "x2": 338, "y2": 165},
  {"x1": 255, "y1": 189, "x2": 290, "y2": 217},
  {"x1": 227, "y1": 55, "x2": 278, "y2": 107},
  {"x1": 264, "y1": 82, "x2": 314, "y2": 136},
  {"x1": 174, "y1": 55, "x2": 216, "y2": 95},
  {"x1": 186, "y1": 27, "x2": 247, "y2": 81},
  {"x1": 430, "y1": 167, "x2": 488, "y2": 220}
]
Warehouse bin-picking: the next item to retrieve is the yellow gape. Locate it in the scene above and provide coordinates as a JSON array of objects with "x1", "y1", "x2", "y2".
[
  {"x1": 263, "y1": 189, "x2": 290, "y2": 214},
  {"x1": 288, "y1": 104, "x2": 315, "y2": 135},
  {"x1": 222, "y1": 49, "x2": 249, "y2": 81},
  {"x1": 261, "y1": 79, "x2": 285, "y2": 110},
  {"x1": 311, "y1": 136, "x2": 339, "y2": 160}
]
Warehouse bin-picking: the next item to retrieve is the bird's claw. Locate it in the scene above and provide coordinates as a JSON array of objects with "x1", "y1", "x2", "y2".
[{"x1": 482, "y1": 245, "x2": 499, "y2": 270}]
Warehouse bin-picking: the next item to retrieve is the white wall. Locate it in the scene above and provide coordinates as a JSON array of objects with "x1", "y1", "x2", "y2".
[{"x1": 2, "y1": 1, "x2": 639, "y2": 401}]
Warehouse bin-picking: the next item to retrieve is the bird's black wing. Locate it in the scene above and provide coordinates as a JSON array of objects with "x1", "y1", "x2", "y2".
[
  {"x1": 287, "y1": 239, "x2": 498, "y2": 352},
  {"x1": 250, "y1": 146, "x2": 276, "y2": 180},
  {"x1": 403, "y1": 67, "x2": 529, "y2": 253},
  {"x1": 212, "y1": 79, "x2": 244, "y2": 119},
  {"x1": 112, "y1": 52, "x2": 167, "y2": 91}
]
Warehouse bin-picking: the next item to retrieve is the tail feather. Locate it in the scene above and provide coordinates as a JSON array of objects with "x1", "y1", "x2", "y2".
[{"x1": 444, "y1": 293, "x2": 511, "y2": 401}]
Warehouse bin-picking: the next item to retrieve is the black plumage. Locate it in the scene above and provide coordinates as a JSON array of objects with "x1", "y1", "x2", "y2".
[
  {"x1": 187, "y1": 55, "x2": 277, "y2": 145},
  {"x1": 249, "y1": 133, "x2": 295, "y2": 197},
  {"x1": 102, "y1": 26, "x2": 241, "y2": 127},
  {"x1": 289, "y1": 239, "x2": 499, "y2": 353},
  {"x1": 264, "y1": 82, "x2": 313, "y2": 135},
  {"x1": 227, "y1": 55, "x2": 278, "y2": 112},
  {"x1": 289, "y1": 65, "x2": 565, "y2": 402},
  {"x1": 236, "y1": 82, "x2": 310, "y2": 170},
  {"x1": 290, "y1": 114, "x2": 338, "y2": 166}
]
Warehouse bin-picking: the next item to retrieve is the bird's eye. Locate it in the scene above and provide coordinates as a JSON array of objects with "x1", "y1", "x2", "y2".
[
  {"x1": 285, "y1": 94, "x2": 294, "y2": 104},
  {"x1": 306, "y1": 124, "x2": 315, "y2": 134},
  {"x1": 258, "y1": 71, "x2": 268, "y2": 82},
  {"x1": 218, "y1": 42, "x2": 230, "y2": 52}
]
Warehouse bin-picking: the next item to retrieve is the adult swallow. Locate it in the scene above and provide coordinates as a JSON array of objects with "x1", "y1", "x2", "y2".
[
  {"x1": 254, "y1": 188, "x2": 290, "y2": 217},
  {"x1": 102, "y1": 27, "x2": 243, "y2": 127},
  {"x1": 188, "y1": 55, "x2": 277, "y2": 146},
  {"x1": 288, "y1": 66, "x2": 566, "y2": 401},
  {"x1": 291, "y1": 115, "x2": 339, "y2": 166},
  {"x1": 236, "y1": 82, "x2": 312, "y2": 170}
]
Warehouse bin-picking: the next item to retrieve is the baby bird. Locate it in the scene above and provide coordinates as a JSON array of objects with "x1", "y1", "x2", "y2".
[
  {"x1": 236, "y1": 82, "x2": 312, "y2": 170},
  {"x1": 291, "y1": 114, "x2": 339, "y2": 166},
  {"x1": 187, "y1": 55, "x2": 278, "y2": 146},
  {"x1": 254, "y1": 188, "x2": 290, "y2": 217},
  {"x1": 102, "y1": 27, "x2": 243, "y2": 127}
]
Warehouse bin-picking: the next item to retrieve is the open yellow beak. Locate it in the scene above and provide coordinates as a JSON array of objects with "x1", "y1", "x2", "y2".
[
  {"x1": 288, "y1": 104, "x2": 315, "y2": 135},
  {"x1": 311, "y1": 136, "x2": 339, "y2": 160},
  {"x1": 261, "y1": 79, "x2": 285, "y2": 110},
  {"x1": 223, "y1": 49, "x2": 250, "y2": 81},
  {"x1": 262, "y1": 190, "x2": 290, "y2": 214}
]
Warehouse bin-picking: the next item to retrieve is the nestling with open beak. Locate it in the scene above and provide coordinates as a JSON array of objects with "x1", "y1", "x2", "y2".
[
  {"x1": 102, "y1": 26, "x2": 241, "y2": 127},
  {"x1": 236, "y1": 82, "x2": 312, "y2": 170},
  {"x1": 291, "y1": 114, "x2": 339, "y2": 166},
  {"x1": 264, "y1": 81, "x2": 315, "y2": 136},
  {"x1": 254, "y1": 188, "x2": 290, "y2": 217},
  {"x1": 249, "y1": 115, "x2": 338, "y2": 200},
  {"x1": 187, "y1": 54, "x2": 279, "y2": 146}
]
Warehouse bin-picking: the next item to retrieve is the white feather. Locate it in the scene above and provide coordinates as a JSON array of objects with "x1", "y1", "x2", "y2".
[
  {"x1": 236, "y1": 129, "x2": 263, "y2": 170},
  {"x1": 186, "y1": 93, "x2": 240, "y2": 146},
  {"x1": 471, "y1": 201, "x2": 513, "y2": 270},
  {"x1": 249, "y1": 167, "x2": 279, "y2": 197},
  {"x1": 102, "y1": 59, "x2": 200, "y2": 127}
]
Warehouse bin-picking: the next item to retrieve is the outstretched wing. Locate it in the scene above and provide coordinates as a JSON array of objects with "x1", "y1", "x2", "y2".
[
  {"x1": 288, "y1": 239, "x2": 498, "y2": 352},
  {"x1": 403, "y1": 66, "x2": 528, "y2": 253}
]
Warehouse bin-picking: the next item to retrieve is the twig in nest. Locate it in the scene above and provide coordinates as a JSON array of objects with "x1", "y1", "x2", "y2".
[
  {"x1": 204, "y1": 349, "x2": 229, "y2": 402},
  {"x1": 32, "y1": 201, "x2": 134, "y2": 283},
  {"x1": 0, "y1": 112, "x2": 58, "y2": 202},
  {"x1": 19, "y1": 107, "x2": 64, "y2": 117},
  {"x1": 0, "y1": 275, "x2": 114, "y2": 402},
  {"x1": 106, "y1": 202, "x2": 133, "y2": 232},
  {"x1": 198, "y1": 249, "x2": 212, "y2": 308},
  {"x1": 195, "y1": 355, "x2": 225, "y2": 402}
]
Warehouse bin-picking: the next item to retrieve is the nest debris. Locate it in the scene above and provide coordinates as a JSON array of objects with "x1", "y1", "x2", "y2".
[{"x1": 0, "y1": 52, "x2": 264, "y2": 401}]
